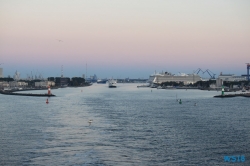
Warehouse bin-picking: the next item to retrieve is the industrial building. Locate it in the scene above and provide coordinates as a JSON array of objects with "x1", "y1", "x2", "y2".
[
  {"x1": 218, "y1": 73, "x2": 247, "y2": 82},
  {"x1": 35, "y1": 81, "x2": 55, "y2": 87}
]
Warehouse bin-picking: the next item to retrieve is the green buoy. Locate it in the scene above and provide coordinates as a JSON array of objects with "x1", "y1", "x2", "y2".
[
  {"x1": 221, "y1": 86, "x2": 224, "y2": 96},
  {"x1": 179, "y1": 99, "x2": 182, "y2": 104}
]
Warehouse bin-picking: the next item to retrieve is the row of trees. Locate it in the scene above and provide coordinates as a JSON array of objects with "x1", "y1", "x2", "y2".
[
  {"x1": 161, "y1": 80, "x2": 249, "y2": 88},
  {"x1": 0, "y1": 78, "x2": 14, "y2": 82},
  {"x1": 160, "y1": 80, "x2": 217, "y2": 88},
  {"x1": 193, "y1": 80, "x2": 216, "y2": 88},
  {"x1": 161, "y1": 81, "x2": 184, "y2": 87}
]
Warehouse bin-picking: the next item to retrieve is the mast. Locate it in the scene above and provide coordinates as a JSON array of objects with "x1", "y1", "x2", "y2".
[
  {"x1": 86, "y1": 63, "x2": 87, "y2": 80},
  {"x1": 61, "y1": 65, "x2": 63, "y2": 78}
]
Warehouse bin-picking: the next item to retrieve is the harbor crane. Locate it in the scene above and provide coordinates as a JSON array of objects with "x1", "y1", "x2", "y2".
[
  {"x1": 203, "y1": 69, "x2": 216, "y2": 79},
  {"x1": 193, "y1": 68, "x2": 216, "y2": 79},
  {"x1": 193, "y1": 68, "x2": 205, "y2": 75}
]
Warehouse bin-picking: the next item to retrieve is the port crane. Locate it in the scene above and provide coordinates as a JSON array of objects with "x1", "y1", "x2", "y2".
[
  {"x1": 203, "y1": 69, "x2": 216, "y2": 79},
  {"x1": 193, "y1": 68, "x2": 204, "y2": 75},
  {"x1": 193, "y1": 68, "x2": 216, "y2": 79}
]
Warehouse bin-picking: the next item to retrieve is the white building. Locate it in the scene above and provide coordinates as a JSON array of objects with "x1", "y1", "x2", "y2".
[
  {"x1": 35, "y1": 81, "x2": 55, "y2": 87},
  {"x1": 0, "y1": 81, "x2": 9, "y2": 88},
  {"x1": 216, "y1": 78, "x2": 223, "y2": 87},
  {"x1": 215, "y1": 73, "x2": 247, "y2": 88},
  {"x1": 9, "y1": 81, "x2": 28, "y2": 88},
  {"x1": 218, "y1": 73, "x2": 247, "y2": 82}
]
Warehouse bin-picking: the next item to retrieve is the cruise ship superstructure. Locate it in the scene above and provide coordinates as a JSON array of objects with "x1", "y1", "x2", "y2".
[{"x1": 148, "y1": 71, "x2": 202, "y2": 85}]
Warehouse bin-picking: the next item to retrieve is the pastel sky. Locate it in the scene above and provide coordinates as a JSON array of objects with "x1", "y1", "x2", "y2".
[{"x1": 0, "y1": 0, "x2": 250, "y2": 79}]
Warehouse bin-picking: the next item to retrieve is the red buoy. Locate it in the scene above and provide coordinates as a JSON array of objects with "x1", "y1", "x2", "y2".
[{"x1": 46, "y1": 98, "x2": 49, "y2": 104}]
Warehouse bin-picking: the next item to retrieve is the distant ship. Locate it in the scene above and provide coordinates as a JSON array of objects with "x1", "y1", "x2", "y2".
[
  {"x1": 148, "y1": 71, "x2": 202, "y2": 85},
  {"x1": 97, "y1": 79, "x2": 107, "y2": 84},
  {"x1": 108, "y1": 79, "x2": 117, "y2": 88}
]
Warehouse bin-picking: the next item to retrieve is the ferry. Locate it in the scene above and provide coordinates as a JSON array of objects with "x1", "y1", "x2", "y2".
[{"x1": 108, "y1": 79, "x2": 117, "y2": 88}]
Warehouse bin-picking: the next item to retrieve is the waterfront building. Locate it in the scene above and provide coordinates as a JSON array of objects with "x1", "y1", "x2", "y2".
[
  {"x1": 35, "y1": 81, "x2": 55, "y2": 87},
  {"x1": 55, "y1": 77, "x2": 69, "y2": 87},
  {"x1": 215, "y1": 73, "x2": 247, "y2": 88},
  {"x1": 9, "y1": 81, "x2": 28, "y2": 88},
  {"x1": 216, "y1": 78, "x2": 223, "y2": 87},
  {"x1": 218, "y1": 73, "x2": 247, "y2": 82},
  {"x1": 86, "y1": 74, "x2": 97, "y2": 82},
  {"x1": 0, "y1": 81, "x2": 9, "y2": 89}
]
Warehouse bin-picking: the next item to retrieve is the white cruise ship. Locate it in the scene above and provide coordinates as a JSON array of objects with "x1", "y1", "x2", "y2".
[{"x1": 148, "y1": 71, "x2": 202, "y2": 85}]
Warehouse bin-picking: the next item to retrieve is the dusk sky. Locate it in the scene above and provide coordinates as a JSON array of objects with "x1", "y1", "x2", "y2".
[{"x1": 1, "y1": 0, "x2": 250, "y2": 79}]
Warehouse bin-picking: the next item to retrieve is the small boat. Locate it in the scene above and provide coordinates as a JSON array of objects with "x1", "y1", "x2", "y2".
[
  {"x1": 108, "y1": 79, "x2": 117, "y2": 88},
  {"x1": 165, "y1": 86, "x2": 176, "y2": 90},
  {"x1": 88, "y1": 119, "x2": 93, "y2": 125},
  {"x1": 137, "y1": 83, "x2": 150, "y2": 88},
  {"x1": 150, "y1": 83, "x2": 158, "y2": 88},
  {"x1": 242, "y1": 88, "x2": 246, "y2": 92},
  {"x1": 97, "y1": 79, "x2": 107, "y2": 84}
]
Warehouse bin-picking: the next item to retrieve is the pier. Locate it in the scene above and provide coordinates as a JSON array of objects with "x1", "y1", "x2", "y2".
[
  {"x1": 0, "y1": 90, "x2": 56, "y2": 97},
  {"x1": 214, "y1": 93, "x2": 250, "y2": 98},
  {"x1": 0, "y1": 86, "x2": 56, "y2": 97}
]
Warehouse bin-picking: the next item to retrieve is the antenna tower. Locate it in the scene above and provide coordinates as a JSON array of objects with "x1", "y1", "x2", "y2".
[
  {"x1": 86, "y1": 63, "x2": 87, "y2": 79},
  {"x1": 61, "y1": 65, "x2": 63, "y2": 78}
]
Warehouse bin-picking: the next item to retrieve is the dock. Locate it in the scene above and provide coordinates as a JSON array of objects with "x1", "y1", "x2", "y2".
[
  {"x1": 0, "y1": 90, "x2": 56, "y2": 97},
  {"x1": 214, "y1": 93, "x2": 250, "y2": 98}
]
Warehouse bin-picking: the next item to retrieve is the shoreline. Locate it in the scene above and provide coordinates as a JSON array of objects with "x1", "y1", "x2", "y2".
[{"x1": 214, "y1": 93, "x2": 250, "y2": 98}]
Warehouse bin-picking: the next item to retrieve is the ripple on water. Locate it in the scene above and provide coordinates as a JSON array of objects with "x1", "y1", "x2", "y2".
[{"x1": 0, "y1": 85, "x2": 249, "y2": 165}]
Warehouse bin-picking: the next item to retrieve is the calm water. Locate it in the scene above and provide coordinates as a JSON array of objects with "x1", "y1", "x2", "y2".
[{"x1": 0, "y1": 84, "x2": 249, "y2": 165}]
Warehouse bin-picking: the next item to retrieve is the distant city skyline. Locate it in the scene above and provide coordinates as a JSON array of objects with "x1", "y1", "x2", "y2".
[
  {"x1": 1, "y1": 0, "x2": 250, "y2": 79},
  {"x1": 0, "y1": 65, "x2": 248, "y2": 80}
]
